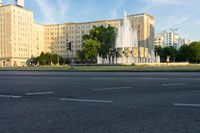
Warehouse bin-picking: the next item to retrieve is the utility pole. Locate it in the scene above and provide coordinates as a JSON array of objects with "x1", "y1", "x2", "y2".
[{"x1": 171, "y1": 28, "x2": 178, "y2": 62}]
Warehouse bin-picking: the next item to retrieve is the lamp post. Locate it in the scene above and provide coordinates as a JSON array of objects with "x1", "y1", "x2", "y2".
[
  {"x1": 170, "y1": 28, "x2": 179, "y2": 62},
  {"x1": 6, "y1": 37, "x2": 11, "y2": 66}
]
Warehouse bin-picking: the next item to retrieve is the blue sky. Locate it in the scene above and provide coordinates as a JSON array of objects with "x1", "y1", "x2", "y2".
[{"x1": 3, "y1": 0, "x2": 200, "y2": 41}]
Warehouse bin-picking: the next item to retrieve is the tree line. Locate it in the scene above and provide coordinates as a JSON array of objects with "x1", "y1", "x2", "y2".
[
  {"x1": 155, "y1": 42, "x2": 200, "y2": 63},
  {"x1": 28, "y1": 52, "x2": 64, "y2": 66}
]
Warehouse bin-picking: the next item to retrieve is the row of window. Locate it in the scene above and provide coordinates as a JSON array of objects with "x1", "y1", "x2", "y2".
[{"x1": 45, "y1": 23, "x2": 121, "y2": 32}]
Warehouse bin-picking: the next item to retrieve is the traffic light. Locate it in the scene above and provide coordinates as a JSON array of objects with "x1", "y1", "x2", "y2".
[{"x1": 67, "y1": 42, "x2": 72, "y2": 51}]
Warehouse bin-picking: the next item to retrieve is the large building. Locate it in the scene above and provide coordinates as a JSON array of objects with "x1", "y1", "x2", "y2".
[
  {"x1": 161, "y1": 31, "x2": 179, "y2": 48},
  {"x1": 177, "y1": 38, "x2": 191, "y2": 48},
  {"x1": 154, "y1": 33, "x2": 165, "y2": 47},
  {"x1": 0, "y1": 2, "x2": 155, "y2": 67},
  {"x1": 155, "y1": 31, "x2": 191, "y2": 49}
]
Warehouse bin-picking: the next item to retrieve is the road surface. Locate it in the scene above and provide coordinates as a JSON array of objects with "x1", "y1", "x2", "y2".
[{"x1": 0, "y1": 71, "x2": 200, "y2": 133}]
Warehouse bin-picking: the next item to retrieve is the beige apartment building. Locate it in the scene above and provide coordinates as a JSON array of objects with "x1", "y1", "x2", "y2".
[
  {"x1": 0, "y1": 4, "x2": 44, "y2": 66},
  {"x1": 154, "y1": 34, "x2": 165, "y2": 47},
  {"x1": 0, "y1": 3, "x2": 155, "y2": 67}
]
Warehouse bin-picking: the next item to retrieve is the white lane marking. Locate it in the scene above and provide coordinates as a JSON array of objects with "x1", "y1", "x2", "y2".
[
  {"x1": 162, "y1": 83, "x2": 187, "y2": 86},
  {"x1": 91, "y1": 78, "x2": 116, "y2": 80},
  {"x1": 92, "y1": 77, "x2": 169, "y2": 80},
  {"x1": 142, "y1": 78, "x2": 169, "y2": 80},
  {"x1": 0, "y1": 95, "x2": 21, "y2": 98},
  {"x1": 60, "y1": 98, "x2": 113, "y2": 103},
  {"x1": 26, "y1": 91, "x2": 54, "y2": 95},
  {"x1": 174, "y1": 103, "x2": 200, "y2": 107},
  {"x1": 93, "y1": 87, "x2": 132, "y2": 91}
]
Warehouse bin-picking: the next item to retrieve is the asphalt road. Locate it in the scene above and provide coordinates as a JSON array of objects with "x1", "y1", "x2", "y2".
[{"x1": 0, "y1": 71, "x2": 200, "y2": 133}]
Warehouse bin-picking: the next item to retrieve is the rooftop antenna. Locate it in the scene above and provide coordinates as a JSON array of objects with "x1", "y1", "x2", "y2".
[
  {"x1": 16, "y1": 0, "x2": 24, "y2": 7},
  {"x1": 0, "y1": 0, "x2": 3, "y2": 6}
]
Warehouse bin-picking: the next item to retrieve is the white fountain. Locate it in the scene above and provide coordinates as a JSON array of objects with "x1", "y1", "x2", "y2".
[
  {"x1": 97, "y1": 11, "x2": 159, "y2": 65},
  {"x1": 115, "y1": 11, "x2": 138, "y2": 64}
]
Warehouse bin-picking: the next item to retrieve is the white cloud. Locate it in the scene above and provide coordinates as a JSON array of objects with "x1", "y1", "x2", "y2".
[
  {"x1": 33, "y1": 0, "x2": 54, "y2": 23},
  {"x1": 137, "y1": 0, "x2": 200, "y2": 40},
  {"x1": 33, "y1": 0, "x2": 69, "y2": 23},
  {"x1": 145, "y1": 0, "x2": 194, "y2": 5},
  {"x1": 57, "y1": 0, "x2": 69, "y2": 17},
  {"x1": 110, "y1": 0, "x2": 126, "y2": 18}
]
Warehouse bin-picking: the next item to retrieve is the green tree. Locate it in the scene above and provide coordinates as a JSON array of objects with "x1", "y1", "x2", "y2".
[
  {"x1": 155, "y1": 46, "x2": 164, "y2": 62},
  {"x1": 189, "y1": 42, "x2": 200, "y2": 63},
  {"x1": 82, "y1": 34, "x2": 90, "y2": 41},
  {"x1": 36, "y1": 52, "x2": 63, "y2": 65},
  {"x1": 155, "y1": 46, "x2": 177, "y2": 62},
  {"x1": 176, "y1": 45, "x2": 190, "y2": 62},
  {"x1": 52, "y1": 54, "x2": 61, "y2": 64},
  {"x1": 83, "y1": 25, "x2": 117, "y2": 60},
  {"x1": 77, "y1": 50, "x2": 86, "y2": 63},
  {"x1": 163, "y1": 46, "x2": 177, "y2": 62},
  {"x1": 82, "y1": 39, "x2": 100, "y2": 63},
  {"x1": 45, "y1": 53, "x2": 52, "y2": 65},
  {"x1": 38, "y1": 52, "x2": 46, "y2": 65},
  {"x1": 100, "y1": 25, "x2": 116, "y2": 60}
]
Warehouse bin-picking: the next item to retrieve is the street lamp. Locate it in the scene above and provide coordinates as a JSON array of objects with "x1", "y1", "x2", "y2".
[
  {"x1": 170, "y1": 28, "x2": 179, "y2": 62},
  {"x1": 6, "y1": 37, "x2": 11, "y2": 66}
]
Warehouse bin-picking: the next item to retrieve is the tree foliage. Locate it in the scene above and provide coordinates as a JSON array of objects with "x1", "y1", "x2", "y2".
[
  {"x1": 29, "y1": 52, "x2": 63, "y2": 66},
  {"x1": 79, "y1": 25, "x2": 117, "y2": 62},
  {"x1": 189, "y1": 42, "x2": 200, "y2": 63},
  {"x1": 81, "y1": 39, "x2": 100, "y2": 62},
  {"x1": 155, "y1": 42, "x2": 200, "y2": 63},
  {"x1": 176, "y1": 45, "x2": 191, "y2": 62},
  {"x1": 155, "y1": 46, "x2": 177, "y2": 62}
]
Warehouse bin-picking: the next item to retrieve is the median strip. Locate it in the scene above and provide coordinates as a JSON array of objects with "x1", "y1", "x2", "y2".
[
  {"x1": 60, "y1": 98, "x2": 114, "y2": 103},
  {"x1": 26, "y1": 91, "x2": 54, "y2": 95}
]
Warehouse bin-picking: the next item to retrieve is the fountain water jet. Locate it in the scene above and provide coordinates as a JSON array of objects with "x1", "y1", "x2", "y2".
[
  {"x1": 115, "y1": 11, "x2": 138, "y2": 64},
  {"x1": 97, "y1": 11, "x2": 159, "y2": 65}
]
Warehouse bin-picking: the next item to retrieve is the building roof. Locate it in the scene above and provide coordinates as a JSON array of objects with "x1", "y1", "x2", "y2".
[
  {"x1": 0, "y1": 4, "x2": 32, "y2": 13},
  {"x1": 43, "y1": 13, "x2": 153, "y2": 27},
  {"x1": 0, "y1": 4, "x2": 154, "y2": 27}
]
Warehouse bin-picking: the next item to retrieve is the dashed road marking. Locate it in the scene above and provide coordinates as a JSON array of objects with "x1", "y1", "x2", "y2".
[
  {"x1": 0, "y1": 95, "x2": 21, "y2": 98},
  {"x1": 60, "y1": 98, "x2": 113, "y2": 103},
  {"x1": 174, "y1": 103, "x2": 200, "y2": 107},
  {"x1": 162, "y1": 83, "x2": 187, "y2": 86},
  {"x1": 26, "y1": 91, "x2": 54, "y2": 95},
  {"x1": 93, "y1": 87, "x2": 132, "y2": 91},
  {"x1": 142, "y1": 78, "x2": 169, "y2": 80}
]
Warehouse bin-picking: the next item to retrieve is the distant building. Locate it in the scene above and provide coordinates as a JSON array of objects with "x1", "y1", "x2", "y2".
[
  {"x1": 154, "y1": 34, "x2": 165, "y2": 47},
  {"x1": 155, "y1": 30, "x2": 191, "y2": 49},
  {"x1": 161, "y1": 31, "x2": 179, "y2": 48},
  {"x1": 177, "y1": 38, "x2": 191, "y2": 48},
  {"x1": 0, "y1": 4, "x2": 44, "y2": 66},
  {"x1": 0, "y1": 2, "x2": 155, "y2": 66}
]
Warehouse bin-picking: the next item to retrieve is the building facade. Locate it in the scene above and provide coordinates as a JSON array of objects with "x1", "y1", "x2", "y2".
[
  {"x1": 177, "y1": 38, "x2": 191, "y2": 48},
  {"x1": 161, "y1": 31, "x2": 179, "y2": 48},
  {"x1": 155, "y1": 30, "x2": 192, "y2": 49},
  {"x1": 154, "y1": 33, "x2": 165, "y2": 47},
  {"x1": 1, "y1": 5, "x2": 32, "y2": 66},
  {"x1": 0, "y1": 3, "x2": 155, "y2": 66}
]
